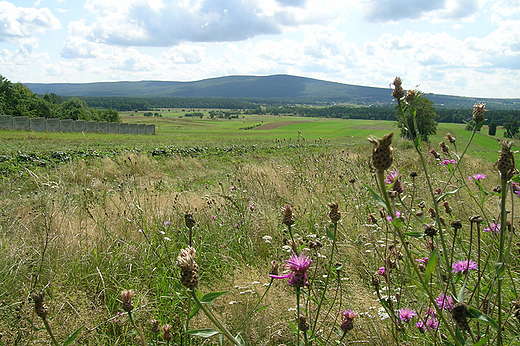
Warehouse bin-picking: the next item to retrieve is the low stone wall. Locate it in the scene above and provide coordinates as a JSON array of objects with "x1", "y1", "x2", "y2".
[{"x1": 0, "y1": 115, "x2": 155, "y2": 135}]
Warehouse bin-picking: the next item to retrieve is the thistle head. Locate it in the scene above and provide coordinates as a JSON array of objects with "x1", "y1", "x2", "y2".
[
  {"x1": 368, "y1": 132, "x2": 394, "y2": 173},
  {"x1": 31, "y1": 291, "x2": 48, "y2": 320},
  {"x1": 391, "y1": 77, "x2": 405, "y2": 100},
  {"x1": 282, "y1": 204, "x2": 295, "y2": 227},
  {"x1": 327, "y1": 202, "x2": 341, "y2": 223},
  {"x1": 495, "y1": 140, "x2": 517, "y2": 180},
  {"x1": 472, "y1": 103, "x2": 486, "y2": 123},
  {"x1": 121, "y1": 289, "x2": 134, "y2": 312}
]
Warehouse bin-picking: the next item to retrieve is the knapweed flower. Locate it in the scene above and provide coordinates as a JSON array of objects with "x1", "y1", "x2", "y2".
[
  {"x1": 440, "y1": 159, "x2": 457, "y2": 166},
  {"x1": 473, "y1": 103, "x2": 486, "y2": 123},
  {"x1": 270, "y1": 251, "x2": 312, "y2": 288},
  {"x1": 495, "y1": 140, "x2": 517, "y2": 180},
  {"x1": 469, "y1": 174, "x2": 486, "y2": 182},
  {"x1": 446, "y1": 133, "x2": 456, "y2": 144},
  {"x1": 368, "y1": 132, "x2": 394, "y2": 173},
  {"x1": 512, "y1": 182, "x2": 520, "y2": 198},
  {"x1": 164, "y1": 221, "x2": 172, "y2": 226},
  {"x1": 484, "y1": 223, "x2": 500, "y2": 234},
  {"x1": 340, "y1": 308, "x2": 357, "y2": 332},
  {"x1": 282, "y1": 204, "x2": 295, "y2": 227},
  {"x1": 399, "y1": 308, "x2": 416, "y2": 323},
  {"x1": 452, "y1": 259, "x2": 477, "y2": 274},
  {"x1": 121, "y1": 289, "x2": 134, "y2": 312},
  {"x1": 377, "y1": 267, "x2": 386, "y2": 276},
  {"x1": 435, "y1": 293, "x2": 455, "y2": 310},
  {"x1": 177, "y1": 247, "x2": 199, "y2": 289},
  {"x1": 429, "y1": 149, "x2": 441, "y2": 159},
  {"x1": 391, "y1": 77, "x2": 404, "y2": 100},
  {"x1": 31, "y1": 291, "x2": 48, "y2": 320},
  {"x1": 385, "y1": 171, "x2": 404, "y2": 193}
]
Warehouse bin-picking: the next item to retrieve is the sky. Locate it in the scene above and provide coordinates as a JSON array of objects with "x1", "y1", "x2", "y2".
[{"x1": 1, "y1": 0, "x2": 520, "y2": 98}]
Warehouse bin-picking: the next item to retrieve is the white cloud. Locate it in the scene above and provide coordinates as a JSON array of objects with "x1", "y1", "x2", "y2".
[
  {"x1": 361, "y1": 0, "x2": 480, "y2": 23},
  {"x1": 0, "y1": 1, "x2": 60, "y2": 42}
]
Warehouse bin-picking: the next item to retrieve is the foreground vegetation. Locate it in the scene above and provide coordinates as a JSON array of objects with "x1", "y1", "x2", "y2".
[{"x1": 2, "y1": 81, "x2": 520, "y2": 345}]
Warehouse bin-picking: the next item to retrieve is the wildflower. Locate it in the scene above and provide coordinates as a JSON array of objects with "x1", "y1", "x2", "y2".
[
  {"x1": 469, "y1": 174, "x2": 486, "y2": 181},
  {"x1": 377, "y1": 267, "x2": 386, "y2": 276},
  {"x1": 435, "y1": 294, "x2": 455, "y2": 310},
  {"x1": 367, "y1": 213, "x2": 378, "y2": 224},
  {"x1": 387, "y1": 211, "x2": 401, "y2": 222},
  {"x1": 31, "y1": 291, "x2": 48, "y2": 320},
  {"x1": 451, "y1": 302, "x2": 470, "y2": 332},
  {"x1": 340, "y1": 308, "x2": 357, "y2": 332},
  {"x1": 164, "y1": 221, "x2": 172, "y2": 226},
  {"x1": 299, "y1": 316, "x2": 310, "y2": 332},
  {"x1": 399, "y1": 308, "x2": 416, "y2": 323},
  {"x1": 442, "y1": 201, "x2": 452, "y2": 214},
  {"x1": 328, "y1": 202, "x2": 341, "y2": 223},
  {"x1": 177, "y1": 247, "x2": 199, "y2": 289},
  {"x1": 385, "y1": 171, "x2": 404, "y2": 193},
  {"x1": 262, "y1": 235, "x2": 272, "y2": 243},
  {"x1": 440, "y1": 159, "x2": 457, "y2": 166},
  {"x1": 429, "y1": 149, "x2": 441, "y2": 159},
  {"x1": 269, "y1": 260, "x2": 279, "y2": 276},
  {"x1": 270, "y1": 251, "x2": 312, "y2": 288},
  {"x1": 282, "y1": 204, "x2": 295, "y2": 227},
  {"x1": 184, "y1": 213, "x2": 195, "y2": 229},
  {"x1": 150, "y1": 320, "x2": 160, "y2": 334},
  {"x1": 121, "y1": 290, "x2": 134, "y2": 313},
  {"x1": 495, "y1": 140, "x2": 517, "y2": 180},
  {"x1": 162, "y1": 324, "x2": 172, "y2": 342},
  {"x1": 415, "y1": 257, "x2": 429, "y2": 271},
  {"x1": 452, "y1": 259, "x2": 477, "y2": 274},
  {"x1": 512, "y1": 182, "x2": 520, "y2": 198},
  {"x1": 446, "y1": 133, "x2": 456, "y2": 144},
  {"x1": 484, "y1": 223, "x2": 500, "y2": 234},
  {"x1": 472, "y1": 103, "x2": 486, "y2": 123},
  {"x1": 368, "y1": 133, "x2": 394, "y2": 173},
  {"x1": 391, "y1": 77, "x2": 404, "y2": 100},
  {"x1": 439, "y1": 141, "x2": 449, "y2": 154},
  {"x1": 405, "y1": 89, "x2": 418, "y2": 104}
]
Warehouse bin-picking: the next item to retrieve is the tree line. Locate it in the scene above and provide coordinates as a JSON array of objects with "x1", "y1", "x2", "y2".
[{"x1": 0, "y1": 75, "x2": 120, "y2": 122}]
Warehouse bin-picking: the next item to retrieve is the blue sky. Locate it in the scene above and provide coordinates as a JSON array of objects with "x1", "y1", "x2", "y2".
[{"x1": 1, "y1": 0, "x2": 519, "y2": 98}]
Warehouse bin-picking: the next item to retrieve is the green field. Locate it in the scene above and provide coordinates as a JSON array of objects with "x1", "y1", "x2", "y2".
[{"x1": 0, "y1": 115, "x2": 509, "y2": 163}]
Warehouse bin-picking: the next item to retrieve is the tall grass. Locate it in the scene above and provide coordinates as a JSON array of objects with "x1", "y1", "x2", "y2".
[{"x1": 0, "y1": 99, "x2": 518, "y2": 345}]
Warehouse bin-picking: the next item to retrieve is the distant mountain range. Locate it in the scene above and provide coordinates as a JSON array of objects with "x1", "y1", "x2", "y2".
[{"x1": 25, "y1": 74, "x2": 520, "y2": 109}]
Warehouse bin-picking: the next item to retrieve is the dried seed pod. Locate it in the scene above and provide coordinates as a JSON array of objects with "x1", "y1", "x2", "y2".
[{"x1": 31, "y1": 291, "x2": 48, "y2": 320}]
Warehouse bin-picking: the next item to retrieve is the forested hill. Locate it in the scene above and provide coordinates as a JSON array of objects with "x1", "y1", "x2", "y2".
[{"x1": 25, "y1": 75, "x2": 520, "y2": 109}]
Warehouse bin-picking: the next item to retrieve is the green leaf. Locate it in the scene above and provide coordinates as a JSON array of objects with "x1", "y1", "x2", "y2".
[
  {"x1": 403, "y1": 231, "x2": 424, "y2": 238},
  {"x1": 325, "y1": 226, "x2": 335, "y2": 241},
  {"x1": 366, "y1": 185, "x2": 389, "y2": 213},
  {"x1": 455, "y1": 327, "x2": 466, "y2": 345},
  {"x1": 495, "y1": 262, "x2": 506, "y2": 279},
  {"x1": 472, "y1": 334, "x2": 491, "y2": 346},
  {"x1": 437, "y1": 187, "x2": 461, "y2": 202},
  {"x1": 467, "y1": 307, "x2": 498, "y2": 329},
  {"x1": 200, "y1": 291, "x2": 228, "y2": 304},
  {"x1": 186, "y1": 328, "x2": 219, "y2": 338},
  {"x1": 511, "y1": 175, "x2": 520, "y2": 183},
  {"x1": 253, "y1": 305, "x2": 269, "y2": 313},
  {"x1": 392, "y1": 217, "x2": 403, "y2": 228},
  {"x1": 189, "y1": 303, "x2": 200, "y2": 318},
  {"x1": 424, "y1": 248, "x2": 438, "y2": 282},
  {"x1": 235, "y1": 333, "x2": 246, "y2": 346},
  {"x1": 63, "y1": 326, "x2": 84, "y2": 346},
  {"x1": 414, "y1": 136, "x2": 421, "y2": 149}
]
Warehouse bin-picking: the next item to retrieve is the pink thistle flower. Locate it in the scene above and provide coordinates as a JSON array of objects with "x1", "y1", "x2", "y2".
[
  {"x1": 415, "y1": 257, "x2": 429, "y2": 265},
  {"x1": 484, "y1": 223, "x2": 500, "y2": 234},
  {"x1": 440, "y1": 159, "x2": 457, "y2": 166},
  {"x1": 469, "y1": 174, "x2": 486, "y2": 181},
  {"x1": 270, "y1": 251, "x2": 312, "y2": 288},
  {"x1": 340, "y1": 308, "x2": 356, "y2": 332},
  {"x1": 452, "y1": 259, "x2": 477, "y2": 274},
  {"x1": 399, "y1": 308, "x2": 416, "y2": 323},
  {"x1": 387, "y1": 211, "x2": 401, "y2": 222},
  {"x1": 377, "y1": 267, "x2": 386, "y2": 276},
  {"x1": 164, "y1": 221, "x2": 172, "y2": 226},
  {"x1": 435, "y1": 294, "x2": 455, "y2": 310}
]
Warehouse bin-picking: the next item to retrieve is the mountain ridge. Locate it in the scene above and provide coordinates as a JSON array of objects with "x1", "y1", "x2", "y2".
[{"x1": 25, "y1": 74, "x2": 520, "y2": 109}]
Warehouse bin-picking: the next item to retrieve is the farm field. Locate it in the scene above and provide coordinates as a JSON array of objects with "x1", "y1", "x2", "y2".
[{"x1": 1, "y1": 115, "x2": 519, "y2": 345}]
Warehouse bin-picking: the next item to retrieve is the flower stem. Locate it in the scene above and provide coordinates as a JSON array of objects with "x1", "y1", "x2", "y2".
[
  {"x1": 43, "y1": 319, "x2": 59, "y2": 346},
  {"x1": 496, "y1": 176, "x2": 508, "y2": 346},
  {"x1": 190, "y1": 290, "x2": 241, "y2": 346}
]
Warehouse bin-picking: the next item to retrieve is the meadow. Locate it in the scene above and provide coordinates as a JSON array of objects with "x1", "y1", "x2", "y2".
[{"x1": 0, "y1": 111, "x2": 518, "y2": 346}]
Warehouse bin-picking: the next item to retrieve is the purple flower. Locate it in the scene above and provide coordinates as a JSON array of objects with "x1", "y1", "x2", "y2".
[
  {"x1": 340, "y1": 308, "x2": 356, "y2": 332},
  {"x1": 469, "y1": 174, "x2": 486, "y2": 181},
  {"x1": 484, "y1": 223, "x2": 500, "y2": 234},
  {"x1": 377, "y1": 267, "x2": 386, "y2": 276},
  {"x1": 399, "y1": 308, "x2": 416, "y2": 323},
  {"x1": 270, "y1": 251, "x2": 312, "y2": 288},
  {"x1": 426, "y1": 317, "x2": 439, "y2": 330},
  {"x1": 387, "y1": 211, "x2": 402, "y2": 222},
  {"x1": 415, "y1": 257, "x2": 429, "y2": 265},
  {"x1": 385, "y1": 171, "x2": 404, "y2": 193},
  {"x1": 435, "y1": 294, "x2": 455, "y2": 310},
  {"x1": 440, "y1": 159, "x2": 458, "y2": 166},
  {"x1": 452, "y1": 259, "x2": 477, "y2": 274},
  {"x1": 164, "y1": 221, "x2": 172, "y2": 226}
]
